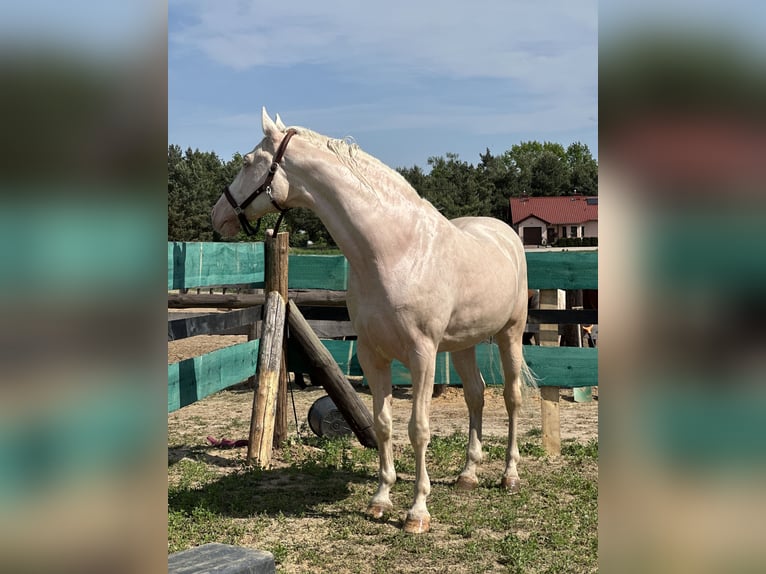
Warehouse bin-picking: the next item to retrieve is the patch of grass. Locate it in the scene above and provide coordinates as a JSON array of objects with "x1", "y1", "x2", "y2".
[
  {"x1": 519, "y1": 440, "x2": 547, "y2": 458},
  {"x1": 168, "y1": 506, "x2": 247, "y2": 553},
  {"x1": 562, "y1": 438, "x2": 599, "y2": 460},
  {"x1": 168, "y1": 434, "x2": 598, "y2": 573},
  {"x1": 267, "y1": 541, "x2": 289, "y2": 565}
]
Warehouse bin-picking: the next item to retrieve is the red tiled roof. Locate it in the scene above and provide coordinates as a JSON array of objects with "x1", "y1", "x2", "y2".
[{"x1": 509, "y1": 196, "x2": 598, "y2": 225}]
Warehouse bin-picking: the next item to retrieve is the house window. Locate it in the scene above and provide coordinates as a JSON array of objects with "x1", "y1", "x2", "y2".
[
  {"x1": 570, "y1": 226, "x2": 578, "y2": 237},
  {"x1": 562, "y1": 227, "x2": 567, "y2": 238}
]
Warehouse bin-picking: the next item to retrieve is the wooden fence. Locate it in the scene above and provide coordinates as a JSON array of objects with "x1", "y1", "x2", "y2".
[{"x1": 168, "y1": 242, "x2": 597, "y2": 453}]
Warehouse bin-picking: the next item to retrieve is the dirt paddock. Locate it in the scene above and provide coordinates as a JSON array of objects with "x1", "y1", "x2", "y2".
[{"x1": 168, "y1": 334, "x2": 598, "y2": 456}]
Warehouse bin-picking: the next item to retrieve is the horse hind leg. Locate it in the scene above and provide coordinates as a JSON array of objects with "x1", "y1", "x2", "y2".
[
  {"x1": 452, "y1": 346, "x2": 485, "y2": 491},
  {"x1": 356, "y1": 340, "x2": 396, "y2": 520},
  {"x1": 495, "y1": 324, "x2": 526, "y2": 493}
]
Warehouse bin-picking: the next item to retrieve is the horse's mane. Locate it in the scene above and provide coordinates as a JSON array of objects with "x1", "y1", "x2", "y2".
[{"x1": 288, "y1": 126, "x2": 422, "y2": 203}]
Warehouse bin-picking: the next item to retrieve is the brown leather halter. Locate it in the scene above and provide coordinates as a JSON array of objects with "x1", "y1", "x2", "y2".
[{"x1": 222, "y1": 128, "x2": 297, "y2": 236}]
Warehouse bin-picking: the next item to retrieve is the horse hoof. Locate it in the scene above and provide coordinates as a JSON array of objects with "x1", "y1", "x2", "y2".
[
  {"x1": 455, "y1": 475, "x2": 479, "y2": 491},
  {"x1": 501, "y1": 476, "x2": 521, "y2": 493},
  {"x1": 366, "y1": 503, "x2": 393, "y2": 520},
  {"x1": 403, "y1": 515, "x2": 431, "y2": 534}
]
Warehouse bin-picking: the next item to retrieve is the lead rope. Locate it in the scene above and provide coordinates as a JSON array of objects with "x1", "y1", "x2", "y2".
[{"x1": 273, "y1": 210, "x2": 288, "y2": 236}]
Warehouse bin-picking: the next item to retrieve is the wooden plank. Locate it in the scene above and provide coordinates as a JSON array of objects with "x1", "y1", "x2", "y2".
[
  {"x1": 167, "y1": 307, "x2": 262, "y2": 340},
  {"x1": 288, "y1": 254, "x2": 348, "y2": 290},
  {"x1": 526, "y1": 308, "x2": 598, "y2": 325},
  {"x1": 168, "y1": 290, "x2": 347, "y2": 309},
  {"x1": 298, "y1": 306, "x2": 351, "y2": 321},
  {"x1": 526, "y1": 250, "x2": 597, "y2": 290},
  {"x1": 538, "y1": 289, "x2": 563, "y2": 346},
  {"x1": 540, "y1": 386, "x2": 562, "y2": 456},
  {"x1": 248, "y1": 292, "x2": 286, "y2": 467},
  {"x1": 168, "y1": 340, "x2": 259, "y2": 412},
  {"x1": 286, "y1": 300, "x2": 377, "y2": 449},
  {"x1": 307, "y1": 320, "x2": 356, "y2": 339},
  {"x1": 168, "y1": 242, "x2": 265, "y2": 290},
  {"x1": 537, "y1": 287, "x2": 562, "y2": 456}
]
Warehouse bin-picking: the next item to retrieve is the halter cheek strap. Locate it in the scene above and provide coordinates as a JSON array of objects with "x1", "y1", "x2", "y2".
[{"x1": 223, "y1": 128, "x2": 297, "y2": 236}]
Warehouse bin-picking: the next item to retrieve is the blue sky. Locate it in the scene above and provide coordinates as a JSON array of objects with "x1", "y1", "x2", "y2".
[{"x1": 169, "y1": 0, "x2": 598, "y2": 170}]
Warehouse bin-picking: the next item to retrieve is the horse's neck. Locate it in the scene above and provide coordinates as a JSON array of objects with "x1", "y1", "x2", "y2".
[{"x1": 290, "y1": 148, "x2": 437, "y2": 276}]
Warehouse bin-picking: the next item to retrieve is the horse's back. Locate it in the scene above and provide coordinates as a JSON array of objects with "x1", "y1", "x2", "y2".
[{"x1": 450, "y1": 216, "x2": 525, "y2": 269}]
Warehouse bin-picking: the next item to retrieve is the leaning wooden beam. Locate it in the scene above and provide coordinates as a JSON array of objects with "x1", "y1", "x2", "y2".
[
  {"x1": 168, "y1": 289, "x2": 347, "y2": 308},
  {"x1": 286, "y1": 299, "x2": 378, "y2": 449},
  {"x1": 247, "y1": 291, "x2": 286, "y2": 468}
]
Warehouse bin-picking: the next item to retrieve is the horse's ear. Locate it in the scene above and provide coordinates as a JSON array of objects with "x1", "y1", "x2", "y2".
[
  {"x1": 262, "y1": 107, "x2": 278, "y2": 138},
  {"x1": 275, "y1": 113, "x2": 287, "y2": 131}
]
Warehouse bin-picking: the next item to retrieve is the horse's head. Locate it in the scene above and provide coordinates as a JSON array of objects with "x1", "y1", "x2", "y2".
[{"x1": 212, "y1": 108, "x2": 296, "y2": 237}]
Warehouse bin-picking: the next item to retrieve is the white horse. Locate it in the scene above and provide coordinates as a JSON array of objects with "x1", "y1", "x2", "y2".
[{"x1": 213, "y1": 109, "x2": 534, "y2": 534}]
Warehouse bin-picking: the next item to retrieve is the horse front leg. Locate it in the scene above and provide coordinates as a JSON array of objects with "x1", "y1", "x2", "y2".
[
  {"x1": 356, "y1": 340, "x2": 395, "y2": 519},
  {"x1": 404, "y1": 344, "x2": 437, "y2": 534}
]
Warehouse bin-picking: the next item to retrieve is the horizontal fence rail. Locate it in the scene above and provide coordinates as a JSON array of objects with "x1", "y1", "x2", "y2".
[{"x1": 168, "y1": 242, "x2": 598, "y2": 413}]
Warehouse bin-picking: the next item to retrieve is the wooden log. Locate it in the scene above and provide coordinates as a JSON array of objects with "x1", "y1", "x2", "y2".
[
  {"x1": 286, "y1": 300, "x2": 378, "y2": 449},
  {"x1": 540, "y1": 386, "x2": 562, "y2": 456},
  {"x1": 266, "y1": 231, "x2": 290, "y2": 447},
  {"x1": 168, "y1": 290, "x2": 347, "y2": 308},
  {"x1": 247, "y1": 291, "x2": 286, "y2": 468}
]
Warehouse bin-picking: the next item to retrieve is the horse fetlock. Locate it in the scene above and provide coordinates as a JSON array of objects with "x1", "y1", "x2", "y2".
[{"x1": 366, "y1": 500, "x2": 394, "y2": 519}]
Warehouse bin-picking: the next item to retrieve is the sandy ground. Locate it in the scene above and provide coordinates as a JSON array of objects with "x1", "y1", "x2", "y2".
[{"x1": 168, "y1": 334, "x2": 598, "y2": 453}]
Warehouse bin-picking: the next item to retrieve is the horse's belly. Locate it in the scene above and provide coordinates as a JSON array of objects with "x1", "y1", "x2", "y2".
[{"x1": 439, "y1": 310, "x2": 513, "y2": 352}]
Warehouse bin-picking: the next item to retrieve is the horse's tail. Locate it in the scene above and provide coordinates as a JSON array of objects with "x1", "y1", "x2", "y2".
[{"x1": 520, "y1": 355, "x2": 539, "y2": 390}]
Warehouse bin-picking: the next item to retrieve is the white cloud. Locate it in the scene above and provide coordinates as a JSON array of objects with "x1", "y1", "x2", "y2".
[{"x1": 170, "y1": 0, "x2": 597, "y2": 89}]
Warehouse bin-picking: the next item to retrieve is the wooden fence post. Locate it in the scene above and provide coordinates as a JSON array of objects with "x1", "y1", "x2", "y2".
[
  {"x1": 265, "y1": 231, "x2": 290, "y2": 447},
  {"x1": 247, "y1": 291, "x2": 286, "y2": 468},
  {"x1": 539, "y1": 288, "x2": 563, "y2": 456}
]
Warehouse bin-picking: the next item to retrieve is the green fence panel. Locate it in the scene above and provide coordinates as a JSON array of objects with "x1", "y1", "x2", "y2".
[
  {"x1": 288, "y1": 254, "x2": 348, "y2": 290},
  {"x1": 526, "y1": 250, "x2": 597, "y2": 290},
  {"x1": 168, "y1": 340, "x2": 260, "y2": 412},
  {"x1": 168, "y1": 242, "x2": 265, "y2": 290},
  {"x1": 286, "y1": 340, "x2": 597, "y2": 389},
  {"x1": 168, "y1": 243, "x2": 597, "y2": 291}
]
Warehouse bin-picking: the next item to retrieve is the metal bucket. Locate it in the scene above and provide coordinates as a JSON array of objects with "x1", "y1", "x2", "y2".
[{"x1": 307, "y1": 395, "x2": 353, "y2": 438}]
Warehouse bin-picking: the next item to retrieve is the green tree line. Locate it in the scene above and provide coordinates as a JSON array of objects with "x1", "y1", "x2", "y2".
[{"x1": 168, "y1": 141, "x2": 597, "y2": 245}]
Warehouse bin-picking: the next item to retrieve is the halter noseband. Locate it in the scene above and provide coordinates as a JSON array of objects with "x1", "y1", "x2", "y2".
[{"x1": 223, "y1": 128, "x2": 297, "y2": 236}]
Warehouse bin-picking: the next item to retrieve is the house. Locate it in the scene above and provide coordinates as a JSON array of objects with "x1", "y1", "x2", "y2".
[{"x1": 509, "y1": 195, "x2": 598, "y2": 246}]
